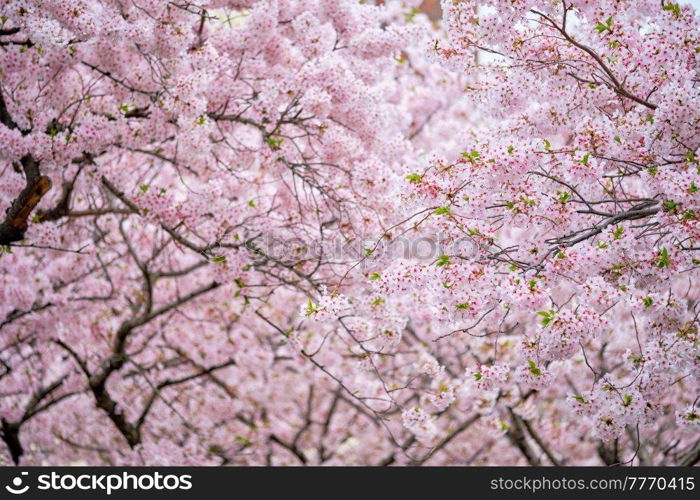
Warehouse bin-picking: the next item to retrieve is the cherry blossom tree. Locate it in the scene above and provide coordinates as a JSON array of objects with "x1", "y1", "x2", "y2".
[{"x1": 0, "y1": 0, "x2": 698, "y2": 466}]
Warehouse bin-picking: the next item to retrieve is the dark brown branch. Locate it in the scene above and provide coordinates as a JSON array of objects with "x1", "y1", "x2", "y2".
[
  {"x1": 598, "y1": 438, "x2": 620, "y2": 465},
  {"x1": 0, "y1": 302, "x2": 53, "y2": 331},
  {"x1": 0, "y1": 93, "x2": 51, "y2": 244},
  {"x1": 86, "y1": 281, "x2": 220, "y2": 447},
  {"x1": 506, "y1": 407, "x2": 541, "y2": 466},
  {"x1": 101, "y1": 176, "x2": 209, "y2": 254},
  {"x1": 269, "y1": 434, "x2": 307, "y2": 465},
  {"x1": 135, "y1": 358, "x2": 236, "y2": 431},
  {"x1": 36, "y1": 167, "x2": 83, "y2": 222},
  {"x1": 521, "y1": 418, "x2": 562, "y2": 466},
  {"x1": 678, "y1": 440, "x2": 700, "y2": 466},
  {"x1": 0, "y1": 376, "x2": 74, "y2": 464},
  {"x1": 411, "y1": 414, "x2": 480, "y2": 465},
  {"x1": 530, "y1": 6, "x2": 657, "y2": 110},
  {"x1": 0, "y1": 418, "x2": 22, "y2": 465},
  {"x1": 0, "y1": 156, "x2": 51, "y2": 245},
  {"x1": 0, "y1": 28, "x2": 21, "y2": 36}
]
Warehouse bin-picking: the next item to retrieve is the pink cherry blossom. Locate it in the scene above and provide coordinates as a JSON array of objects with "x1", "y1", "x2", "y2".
[{"x1": 0, "y1": 0, "x2": 698, "y2": 466}]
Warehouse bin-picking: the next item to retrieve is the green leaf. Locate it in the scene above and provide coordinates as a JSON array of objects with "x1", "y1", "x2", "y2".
[
  {"x1": 594, "y1": 17, "x2": 612, "y2": 34},
  {"x1": 520, "y1": 195, "x2": 536, "y2": 207},
  {"x1": 581, "y1": 152, "x2": 590, "y2": 166},
  {"x1": 685, "y1": 411, "x2": 700, "y2": 422},
  {"x1": 265, "y1": 136, "x2": 284, "y2": 150},
  {"x1": 304, "y1": 299, "x2": 317, "y2": 316},
  {"x1": 436, "y1": 254, "x2": 450, "y2": 267},
  {"x1": 612, "y1": 226, "x2": 624, "y2": 239},
  {"x1": 657, "y1": 247, "x2": 671, "y2": 268},
  {"x1": 574, "y1": 394, "x2": 587, "y2": 403},
  {"x1": 455, "y1": 302, "x2": 470, "y2": 310},
  {"x1": 371, "y1": 297, "x2": 385, "y2": 306},
  {"x1": 527, "y1": 360, "x2": 542, "y2": 376},
  {"x1": 537, "y1": 309, "x2": 556, "y2": 327},
  {"x1": 473, "y1": 372, "x2": 482, "y2": 381},
  {"x1": 543, "y1": 139, "x2": 551, "y2": 150},
  {"x1": 642, "y1": 296, "x2": 653, "y2": 308},
  {"x1": 460, "y1": 150, "x2": 480, "y2": 160},
  {"x1": 662, "y1": 2, "x2": 682, "y2": 19},
  {"x1": 507, "y1": 145, "x2": 514, "y2": 155},
  {"x1": 211, "y1": 255, "x2": 227, "y2": 264},
  {"x1": 405, "y1": 173, "x2": 422, "y2": 183},
  {"x1": 234, "y1": 435, "x2": 252, "y2": 447},
  {"x1": 369, "y1": 272, "x2": 381, "y2": 281},
  {"x1": 434, "y1": 206, "x2": 451, "y2": 216},
  {"x1": 139, "y1": 184, "x2": 149, "y2": 193},
  {"x1": 404, "y1": 7, "x2": 421, "y2": 22}
]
